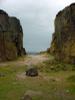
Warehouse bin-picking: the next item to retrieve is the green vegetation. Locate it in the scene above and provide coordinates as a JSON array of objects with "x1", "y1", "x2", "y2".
[
  {"x1": 67, "y1": 75, "x2": 75, "y2": 82},
  {"x1": 35, "y1": 54, "x2": 75, "y2": 73},
  {"x1": 0, "y1": 54, "x2": 75, "y2": 100}
]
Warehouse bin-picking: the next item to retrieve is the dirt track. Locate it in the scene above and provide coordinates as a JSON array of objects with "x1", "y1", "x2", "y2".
[{"x1": 0, "y1": 53, "x2": 49, "y2": 67}]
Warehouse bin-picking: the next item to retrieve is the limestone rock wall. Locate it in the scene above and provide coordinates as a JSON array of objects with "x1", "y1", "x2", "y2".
[
  {"x1": 0, "y1": 10, "x2": 26, "y2": 61},
  {"x1": 50, "y1": 3, "x2": 75, "y2": 63}
]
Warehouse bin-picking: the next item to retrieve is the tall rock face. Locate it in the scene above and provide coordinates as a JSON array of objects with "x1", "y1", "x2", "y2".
[
  {"x1": 50, "y1": 3, "x2": 75, "y2": 63},
  {"x1": 0, "y1": 10, "x2": 26, "y2": 61}
]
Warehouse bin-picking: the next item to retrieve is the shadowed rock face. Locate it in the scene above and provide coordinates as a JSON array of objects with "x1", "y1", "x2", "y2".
[
  {"x1": 50, "y1": 3, "x2": 75, "y2": 63},
  {"x1": 0, "y1": 9, "x2": 26, "y2": 61}
]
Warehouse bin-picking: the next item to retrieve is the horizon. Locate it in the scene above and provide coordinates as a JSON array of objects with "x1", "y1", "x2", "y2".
[{"x1": 0, "y1": 0, "x2": 75, "y2": 53}]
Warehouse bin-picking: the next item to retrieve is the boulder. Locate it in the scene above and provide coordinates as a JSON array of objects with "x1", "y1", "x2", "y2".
[
  {"x1": 26, "y1": 68, "x2": 38, "y2": 77},
  {"x1": 21, "y1": 95, "x2": 32, "y2": 100},
  {"x1": 0, "y1": 9, "x2": 26, "y2": 61},
  {"x1": 50, "y1": 3, "x2": 75, "y2": 63}
]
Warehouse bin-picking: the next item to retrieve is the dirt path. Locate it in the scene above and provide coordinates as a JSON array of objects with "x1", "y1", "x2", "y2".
[
  {"x1": 25, "y1": 54, "x2": 49, "y2": 66},
  {"x1": 0, "y1": 53, "x2": 49, "y2": 67}
]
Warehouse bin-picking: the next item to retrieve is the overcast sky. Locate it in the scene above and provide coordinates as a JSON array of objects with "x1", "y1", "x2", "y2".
[{"x1": 0, "y1": 0, "x2": 75, "y2": 52}]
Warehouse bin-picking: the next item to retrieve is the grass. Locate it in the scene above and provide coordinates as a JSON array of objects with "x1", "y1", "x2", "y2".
[
  {"x1": 67, "y1": 75, "x2": 75, "y2": 82},
  {"x1": 0, "y1": 54, "x2": 75, "y2": 100},
  {"x1": 37, "y1": 58, "x2": 75, "y2": 72}
]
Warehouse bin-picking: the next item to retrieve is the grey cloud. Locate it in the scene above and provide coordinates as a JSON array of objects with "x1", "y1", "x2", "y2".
[{"x1": 0, "y1": 0, "x2": 74, "y2": 52}]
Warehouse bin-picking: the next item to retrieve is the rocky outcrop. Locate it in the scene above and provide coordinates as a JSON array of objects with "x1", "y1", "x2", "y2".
[
  {"x1": 50, "y1": 3, "x2": 75, "y2": 63},
  {"x1": 0, "y1": 9, "x2": 26, "y2": 61}
]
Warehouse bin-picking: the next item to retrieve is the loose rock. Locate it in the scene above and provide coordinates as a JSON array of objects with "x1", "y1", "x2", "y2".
[
  {"x1": 26, "y1": 68, "x2": 38, "y2": 77},
  {"x1": 21, "y1": 95, "x2": 32, "y2": 100}
]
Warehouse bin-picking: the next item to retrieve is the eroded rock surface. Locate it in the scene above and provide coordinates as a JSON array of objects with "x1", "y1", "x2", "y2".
[
  {"x1": 0, "y1": 9, "x2": 26, "y2": 61},
  {"x1": 50, "y1": 3, "x2": 75, "y2": 63}
]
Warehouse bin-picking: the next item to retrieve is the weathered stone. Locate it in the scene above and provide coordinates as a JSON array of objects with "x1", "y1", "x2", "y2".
[
  {"x1": 0, "y1": 10, "x2": 26, "y2": 61},
  {"x1": 50, "y1": 3, "x2": 75, "y2": 63},
  {"x1": 26, "y1": 68, "x2": 38, "y2": 77},
  {"x1": 21, "y1": 95, "x2": 32, "y2": 100}
]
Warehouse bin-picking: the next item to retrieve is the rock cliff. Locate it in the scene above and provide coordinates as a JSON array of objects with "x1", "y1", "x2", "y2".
[
  {"x1": 50, "y1": 3, "x2": 75, "y2": 63},
  {"x1": 0, "y1": 10, "x2": 26, "y2": 61}
]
